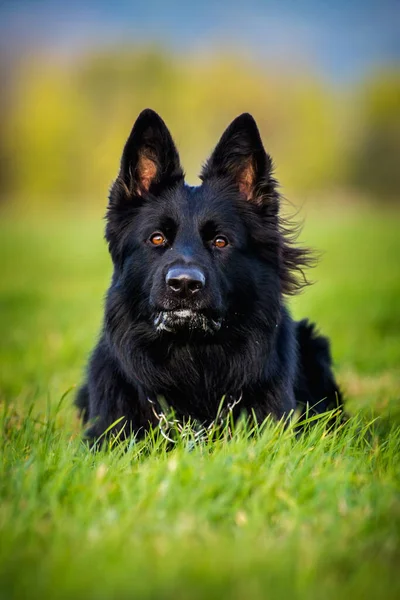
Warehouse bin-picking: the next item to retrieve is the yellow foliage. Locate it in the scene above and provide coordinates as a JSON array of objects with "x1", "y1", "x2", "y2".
[{"x1": 1, "y1": 47, "x2": 399, "y2": 208}]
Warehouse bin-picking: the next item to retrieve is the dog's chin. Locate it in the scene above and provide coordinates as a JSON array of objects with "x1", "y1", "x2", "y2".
[{"x1": 153, "y1": 309, "x2": 222, "y2": 335}]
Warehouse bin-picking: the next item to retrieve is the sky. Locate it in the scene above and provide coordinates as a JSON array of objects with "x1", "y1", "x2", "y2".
[{"x1": 0, "y1": 0, "x2": 399, "y2": 84}]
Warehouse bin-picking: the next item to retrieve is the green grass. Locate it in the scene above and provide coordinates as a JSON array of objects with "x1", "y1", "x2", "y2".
[{"x1": 1, "y1": 206, "x2": 400, "y2": 599}]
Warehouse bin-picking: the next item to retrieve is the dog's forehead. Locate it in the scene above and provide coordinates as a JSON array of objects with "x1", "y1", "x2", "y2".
[
  {"x1": 138, "y1": 182, "x2": 241, "y2": 230},
  {"x1": 168, "y1": 183, "x2": 209, "y2": 207},
  {"x1": 167, "y1": 182, "x2": 237, "y2": 218}
]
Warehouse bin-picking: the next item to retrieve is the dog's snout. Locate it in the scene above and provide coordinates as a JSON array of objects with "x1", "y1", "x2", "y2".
[{"x1": 166, "y1": 267, "x2": 206, "y2": 296}]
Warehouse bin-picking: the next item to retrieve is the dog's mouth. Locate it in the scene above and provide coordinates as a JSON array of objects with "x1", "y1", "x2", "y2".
[{"x1": 154, "y1": 309, "x2": 222, "y2": 334}]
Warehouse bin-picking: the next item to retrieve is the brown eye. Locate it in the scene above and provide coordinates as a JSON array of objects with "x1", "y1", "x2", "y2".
[
  {"x1": 213, "y1": 236, "x2": 229, "y2": 249},
  {"x1": 149, "y1": 232, "x2": 166, "y2": 246}
]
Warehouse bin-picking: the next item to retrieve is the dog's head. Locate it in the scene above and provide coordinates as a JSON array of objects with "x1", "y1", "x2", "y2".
[{"x1": 106, "y1": 109, "x2": 310, "y2": 339}]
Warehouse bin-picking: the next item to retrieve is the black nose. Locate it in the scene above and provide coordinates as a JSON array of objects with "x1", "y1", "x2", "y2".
[{"x1": 166, "y1": 267, "x2": 206, "y2": 296}]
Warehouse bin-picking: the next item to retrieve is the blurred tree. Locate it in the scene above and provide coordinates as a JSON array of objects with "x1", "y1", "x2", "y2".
[
  {"x1": 2, "y1": 46, "x2": 397, "y2": 210},
  {"x1": 350, "y1": 71, "x2": 400, "y2": 202}
]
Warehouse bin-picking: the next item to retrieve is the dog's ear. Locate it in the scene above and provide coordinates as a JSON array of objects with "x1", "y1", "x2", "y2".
[
  {"x1": 117, "y1": 109, "x2": 183, "y2": 197},
  {"x1": 200, "y1": 113, "x2": 273, "y2": 203}
]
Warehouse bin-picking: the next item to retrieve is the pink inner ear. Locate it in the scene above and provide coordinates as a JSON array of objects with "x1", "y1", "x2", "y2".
[
  {"x1": 237, "y1": 160, "x2": 256, "y2": 201},
  {"x1": 137, "y1": 154, "x2": 157, "y2": 193}
]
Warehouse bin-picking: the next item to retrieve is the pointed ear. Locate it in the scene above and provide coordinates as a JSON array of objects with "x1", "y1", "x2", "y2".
[
  {"x1": 118, "y1": 109, "x2": 183, "y2": 196},
  {"x1": 200, "y1": 113, "x2": 273, "y2": 203}
]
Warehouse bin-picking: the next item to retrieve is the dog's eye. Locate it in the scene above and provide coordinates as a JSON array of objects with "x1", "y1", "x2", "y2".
[
  {"x1": 149, "y1": 232, "x2": 167, "y2": 246},
  {"x1": 213, "y1": 236, "x2": 229, "y2": 249}
]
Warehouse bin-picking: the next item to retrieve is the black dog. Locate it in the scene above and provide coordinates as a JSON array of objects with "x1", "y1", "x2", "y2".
[{"x1": 76, "y1": 109, "x2": 342, "y2": 441}]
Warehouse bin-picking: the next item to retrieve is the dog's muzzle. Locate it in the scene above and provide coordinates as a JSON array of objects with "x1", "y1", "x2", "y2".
[{"x1": 154, "y1": 309, "x2": 222, "y2": 334}]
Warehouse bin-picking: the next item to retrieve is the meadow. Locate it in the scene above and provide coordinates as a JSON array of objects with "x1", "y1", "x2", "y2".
[{"x1": 0, "y1": 205, "x2": 399, "y2": 599}]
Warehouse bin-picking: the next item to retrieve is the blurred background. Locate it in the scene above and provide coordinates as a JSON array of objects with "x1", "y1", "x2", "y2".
[
  {"x1": 0, "y1": 0, "x2": 399, "y2": 413},
  {"x1": 0, "y1": 0, "x2": 399, "y2": 210}
]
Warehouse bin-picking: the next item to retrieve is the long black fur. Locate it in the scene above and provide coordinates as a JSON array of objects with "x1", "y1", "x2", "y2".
[{"x1": 76, "y1": 109, "x2": 342, "y2": 441}]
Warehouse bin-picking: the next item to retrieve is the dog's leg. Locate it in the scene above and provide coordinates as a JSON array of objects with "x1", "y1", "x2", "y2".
[{"x1": 77, "y1": 342, "x2": 154, "y2": 445}]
